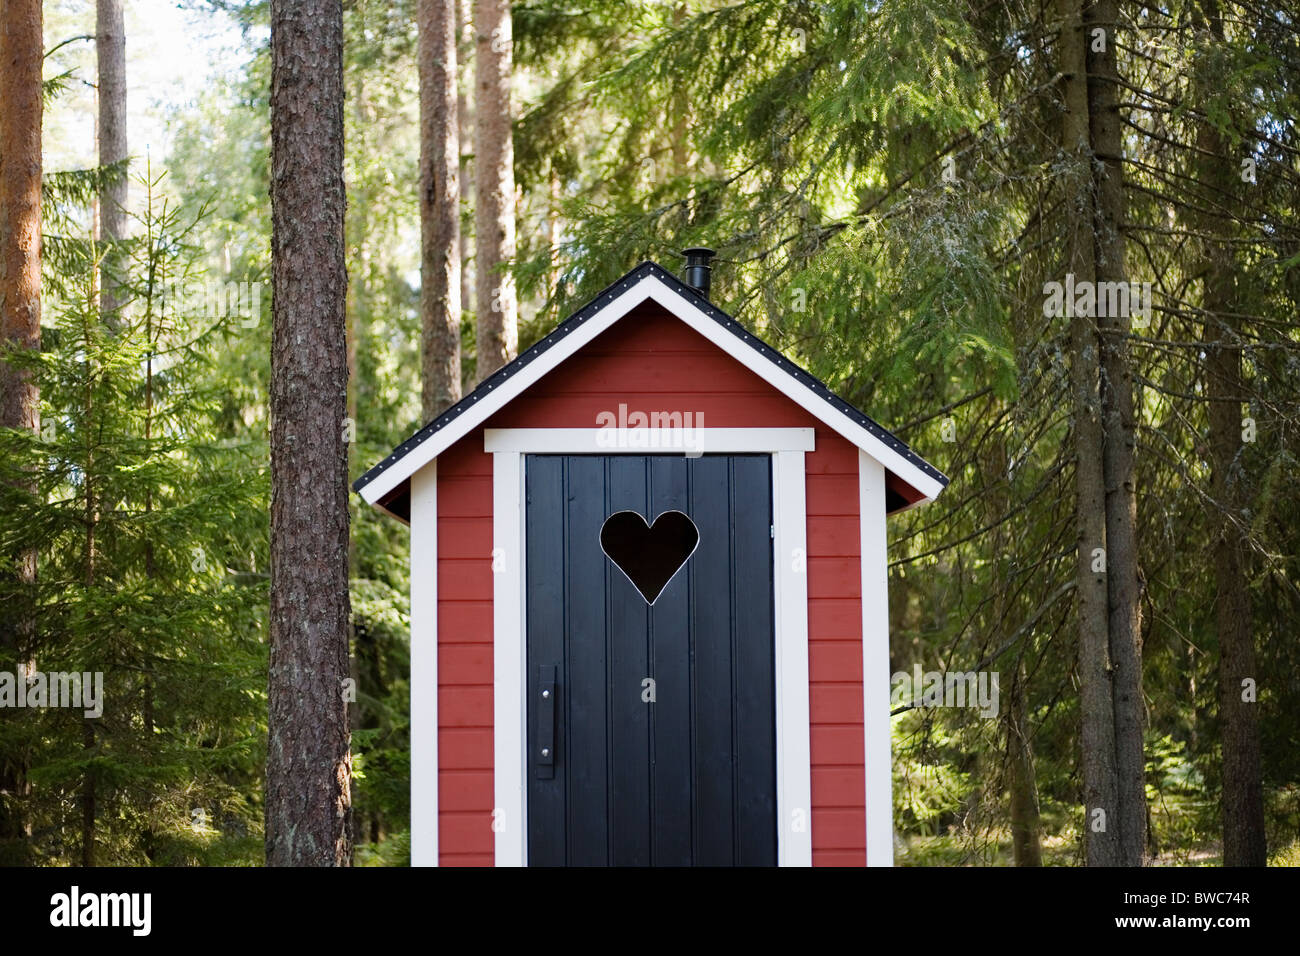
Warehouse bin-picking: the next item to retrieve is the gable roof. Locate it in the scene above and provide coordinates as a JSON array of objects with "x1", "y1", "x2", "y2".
[{"x1": 354, "y1": 261, "x2": 949, "y2": 520}]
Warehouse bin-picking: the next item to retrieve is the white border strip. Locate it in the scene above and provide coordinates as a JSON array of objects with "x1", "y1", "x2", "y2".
[
  {"x1": 859, "y1": 451, "x2": 894, "y2": 866},
  {"x1": 490, "y1": 429, "x2": 813, "y2": 866},
  {"x1": 409, "y1": 462, "x2": 439, "y2": 865},
  {"x1": 492, "y1": 450, "x2": 528, "y2": 867},
  {"x1": 485, "y1": 427, "x2": 815, "y2": 454},
  {"x1": 773, "y1": 449, "x2": 814, "y2": 866}
]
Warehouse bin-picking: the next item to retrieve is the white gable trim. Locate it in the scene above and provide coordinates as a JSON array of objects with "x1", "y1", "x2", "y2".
[
  {"x1": 358, "y1": 274, "x2": 944, "y2": 506},
  {"x1": 490, "y1": 429, "x2": 814, "y2": 866},
  {"x1": 484, "y1": 427, "x2": 815, "y2": 454}
]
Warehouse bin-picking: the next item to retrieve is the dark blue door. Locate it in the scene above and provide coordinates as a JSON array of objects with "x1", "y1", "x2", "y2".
[{"x1": 525, "y1": 454, "x2": 777, "y2": 866}]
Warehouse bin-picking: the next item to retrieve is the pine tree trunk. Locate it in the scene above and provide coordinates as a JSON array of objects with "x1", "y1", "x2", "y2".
[
  {"x1": 0, "y1": 2, "x2": 42, "y2": 438},
  {"x1": 986, "y1": 435, "x2": 1043, "y2": 866},
  {"x1": 457, "y1": 0, "x2": 473, "y2": 359},
  {"x1": 1194, "y1": 0, "x2": 1267, "y2": 868},
  {"x1": 1086, "y1": 0, "x2": 1146, "y2": 866},
  {"x1": 473, "y1": 0, "x2": 517, "y2": 380},
  {"x1": 419, "y1": 0, "x2": 462, "y2": 421},
  {"x1": 1008, "y1": 659, "x2": 1043, "y2": 866},
  {"x1": 97, "y1": 0, "x2": 128, "y2": 323},
  {"x1": 267, "y1": 0, "x2": 353, "y2": 867},
  {"x1": 1057, "y1": 0, "x2": 1120, "y2": 867},
  {"x1": 0, "y1": 0, "x2": 43, "y2": 865}
]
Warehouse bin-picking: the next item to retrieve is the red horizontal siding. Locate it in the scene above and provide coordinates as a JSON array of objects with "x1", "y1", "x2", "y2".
[
  {"x1": 432, "y1": 304, "x2": 871, "y2": 865},
  {"x1": 815, "y1": 849, "x2": 867, "y2": 867},
  {"x1": 438, "y1": 601, "x2": 492, "y2": 642},
  {"x1": 806, "y1": 517, "x2": 862, "y2": 557},
  {"x1": 439, "y1": 728, "x2": 493, "y2": 769},
  {"x1": 439, "y1": 770, "x2": 493, "y2": 811},
  {"x1": 440, "y1": 811, "x2": 495, "y2": 854},
  {"x1": 808, "y1": 598, "x2": 863, "y2": 639},
  {"x1": 807, "y1": 556, "x2": 862, "y2": 599},
  {"x1": 439, "y1": 644, "x2": 492, "y2": 684},
  {"x1": 438, "y1": 686, "x2": 492, "y2": 727},
  {"x1": 438, "y1": 477, "x2": 492, "y2": 516},
  {"x1": 811, "y1": 683, "x2": 865, "y2": 724},
  {"x1": 809, "y1": 641, "x2": 866, "y2": 682},
  {"x1": 811, "y1": 724, "x2": 866, "y2": 765},
  {"x1": 437, "y1": 517, "x2": 493, "y2": 557},
  {"x1": 806, "y1": 475, "x2": 860, "y2": 515},
  {"x1": 437, "y1": 559, "x2": 492, "y2": 601}
]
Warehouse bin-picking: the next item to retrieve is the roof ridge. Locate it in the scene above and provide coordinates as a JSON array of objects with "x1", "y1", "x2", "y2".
[{"x1": 353, "y1": 260, "x2": 948, "y2": 495}]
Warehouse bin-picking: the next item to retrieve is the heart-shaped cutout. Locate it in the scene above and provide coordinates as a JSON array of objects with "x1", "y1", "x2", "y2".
[{"x1": 599, "y1": 510, "x2": 700, "y2": 605}]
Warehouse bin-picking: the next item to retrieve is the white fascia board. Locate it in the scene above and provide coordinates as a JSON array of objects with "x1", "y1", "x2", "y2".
[
  {"x1": 637, "y1": 277, "x2": 946, "y2": 501},
  {"x1": 484, "y1": 427, "x2": 815, "y2": 454},
  {"x1": 359, "y1": 272, "x2": 944, "y2": 506},
  {"x1": 358, "y1": 275, "x2": 661, "y2": 505}
]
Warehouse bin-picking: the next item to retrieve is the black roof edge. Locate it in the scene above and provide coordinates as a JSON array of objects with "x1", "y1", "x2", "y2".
[{"x1": 353, "y1": 260, "x2": 950, "y2": 496}]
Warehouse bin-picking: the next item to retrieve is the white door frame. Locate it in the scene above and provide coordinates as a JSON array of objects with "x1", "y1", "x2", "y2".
[{"x1": 485, "y1": 427, "x2": 815, "y2": 866}]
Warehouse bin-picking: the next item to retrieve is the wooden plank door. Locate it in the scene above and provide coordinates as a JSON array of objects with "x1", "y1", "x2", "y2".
[{"x1": 525, "y1": 454, "x2": 777, "y2": 866}]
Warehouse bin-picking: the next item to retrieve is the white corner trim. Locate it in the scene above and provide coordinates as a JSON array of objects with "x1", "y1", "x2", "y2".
[
  {"x1": 484, "y1": 427, "x2": 815, "y2": 454},
  {"x1": 359, "y1": 272, "x2": 943, "y2": 506},
  {"x1": 409, "y1": 462, "x2": 439, "y2": 866},
  {"x1": 773, "y1": 449, "x2": 814, "y2": 866},
  {"x1": 492, "y1": 451, "x2": 528, "y2": 867},
  {"x1": 859, "y1": 450, "x2": 894, "y2": 867},
  {"x1": 491, "y1": 434, "x2": 813, "y2": 866}
]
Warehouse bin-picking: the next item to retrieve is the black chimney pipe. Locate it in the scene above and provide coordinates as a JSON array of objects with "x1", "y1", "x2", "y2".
[{"x1": 682, "y1": 247, "x2": 715, "y2": 299}]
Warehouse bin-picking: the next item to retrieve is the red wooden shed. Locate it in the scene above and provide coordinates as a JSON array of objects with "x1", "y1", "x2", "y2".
[{"x1": 355, "y1": 256, "x2": 948, "y2": 867}]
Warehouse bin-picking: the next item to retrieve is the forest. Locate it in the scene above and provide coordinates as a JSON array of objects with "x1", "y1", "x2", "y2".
[{"x1": 0, "y1": 0, "x2": 1297, "y2": 868}]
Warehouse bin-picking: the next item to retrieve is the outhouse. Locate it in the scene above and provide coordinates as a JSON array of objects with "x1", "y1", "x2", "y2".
[{"x1": 354, "y1": 253, "x2": 948, "y2": 867}]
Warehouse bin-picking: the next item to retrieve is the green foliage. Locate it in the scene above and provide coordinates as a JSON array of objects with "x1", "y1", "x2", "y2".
[
  {"x1": 0, "y1": 167, "x2": 267, "y2": 864},
  {"x1": 9, "y1": 0, "x2": 1297, "y2": 867}
]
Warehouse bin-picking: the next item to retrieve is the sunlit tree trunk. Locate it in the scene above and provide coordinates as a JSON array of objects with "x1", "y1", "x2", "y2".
[
  {"x1": 0, "y1": 0, "x2": 43, "y2": 866},
  {"x1": 267, "y1": 0, "x2": 353, "y2": 867},
  {"x1": 1194, "y1": 0, "x2": 1266, "y2": 868},
  {"x1": 1086, "y1": 0, "x2": 1146, "y2": 866},
  {"x1": 419, "y1": 0, "x2": 462, "y2": 420},
  {"x1": 473, "y1": 0, "x2": 517, "y2": 380},
  {"x1": 456, "y1": 0, "x2": 473, "y2": 374},
  {"x1": 97, "y1": 0, "x2": 128, "y2": 323},
  {"x1": 1057, "y1": 0, "x2": 1120, "y2": 867}
]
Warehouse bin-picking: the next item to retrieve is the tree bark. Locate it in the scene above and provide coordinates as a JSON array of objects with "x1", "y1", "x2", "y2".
[
  {"x1": 419, "y1": 0, "x2": 462, "y2": 421},
  {"x1": 267, "y1": 0, "x2": 353, "y2": 867},
  {"x1": 0, "y1": 0, "x2": 43, "y2": 865},
  {"x1": 1194, "y1": 0, "x2": 1267, "y2": 867},
  {"x1": 457, "y1": 0, "x2": 473, "y2": 360},
  {"x1": 986, "y1": 435, "x2": 1043, "y2": 865},
  {"x1": 1008, "y1": 659, "x2": 1043, "y2": 866},
  {"x1": 1086, "y1": 0, "x2": 1146, "y2": 866},
  {"x1": 1057, "y1": 0, "x2": 1120, "y2": 866},
  {"x1": 97, "y1": 0, "x2": 128, "y2": 323},
  {"x1": 473, "y1": 0, "x2": 517, "y2": 380}
]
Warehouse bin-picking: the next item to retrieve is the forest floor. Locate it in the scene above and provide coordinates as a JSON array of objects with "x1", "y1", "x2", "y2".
[{"x1": 898, "y1": 832, "x2": 1300, "y2": 866}]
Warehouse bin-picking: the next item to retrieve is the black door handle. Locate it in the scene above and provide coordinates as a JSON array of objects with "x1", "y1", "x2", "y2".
[{"x1": 536, "y1": 664, "x2": 556, "y2": 779}]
